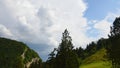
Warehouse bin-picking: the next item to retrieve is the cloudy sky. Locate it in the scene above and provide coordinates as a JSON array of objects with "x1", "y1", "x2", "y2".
[{"x1": 0, "y1": 0, "x2": 120, "y2": 61}]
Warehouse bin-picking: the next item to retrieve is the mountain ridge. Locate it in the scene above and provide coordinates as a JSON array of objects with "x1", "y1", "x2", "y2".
[{"x1": 0, "y1": 37, "x2": 42, "y2": 68}]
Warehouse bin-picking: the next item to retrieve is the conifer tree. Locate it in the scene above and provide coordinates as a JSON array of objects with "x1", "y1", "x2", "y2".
[
  {"x1": 47, "y1": 29, "x2": 79, "y2": 68},
  {"x1": 107, "y1": 17, "x2": 120, "y2": 68},
  {"x1": 54, "y1": 29, "x2": 79, "y2": 68}
]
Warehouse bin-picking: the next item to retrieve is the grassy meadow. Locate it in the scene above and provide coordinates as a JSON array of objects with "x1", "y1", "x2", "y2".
[
  {"x1": 79, "y1": 48, "x2": 112, "y2": 68},
  {"x1": 80, "y1": 61, "x2": 111, "y2": 68}
]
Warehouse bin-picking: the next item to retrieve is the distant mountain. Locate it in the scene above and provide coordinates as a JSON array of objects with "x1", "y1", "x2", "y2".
[{"x1": 0, "y1": 37, "x2": 42, "y2": 68}]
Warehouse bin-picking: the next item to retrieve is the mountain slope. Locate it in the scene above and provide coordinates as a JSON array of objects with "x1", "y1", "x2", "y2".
[
  {"x1": 80, "y1": 48, "x2": 112, "y2": 68},
  {"x1": 0, "y1": 37, "x2": 42, "y2": 68},
  {"x1": 83, "y1": 48, "x2": 107, "y2": 64}
]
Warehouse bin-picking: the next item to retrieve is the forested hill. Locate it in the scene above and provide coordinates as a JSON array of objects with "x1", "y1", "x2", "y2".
[{"x1": 0, "y1": 37, "x2": 42, "y2": 68}]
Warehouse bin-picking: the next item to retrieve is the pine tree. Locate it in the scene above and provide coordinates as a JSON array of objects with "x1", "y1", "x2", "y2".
[
  {"x1": 107, "y1": 17, "x2": 120, "y2": 68},
  {"x1": 75, "y1": 47, "x2": 85, "y2": 60},
  {"x1": 109, "y1": 17, "x2": 120, "y2": 37},
  {"x1": 46, "y1": 29, "x2": 79, "y2": 68},
  {"x1": 57, "y1": 29, "x2": 73, "y2": 56},
  {"x1": 55, "y1": 29, "x2": 79, "y2": 68}
]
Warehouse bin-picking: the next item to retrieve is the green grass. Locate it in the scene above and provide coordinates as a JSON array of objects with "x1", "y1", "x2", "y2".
[
  {"x1": 80, "y1": 61, "x2": 111, "y2": 68},
  {"x1": 80, "y1": 48, "x2": 112, "y2": 68},
  {"x1": 83, "y1": 48, "x2": 107, "y2": 64}
]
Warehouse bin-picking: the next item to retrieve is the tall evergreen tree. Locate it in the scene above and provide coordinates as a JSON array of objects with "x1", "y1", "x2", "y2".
[
  {"x1": 109, "y1": 17, "x2": 120, "y2": 37},
  {"x1": 54, "y1": 29, "x2": 79, "y2": 68},
  {"x1": 57, "y1": 29, "x2": 73, "y2": 56},
  {"x1": 107, "y1": 17, "x2": 120, "y2": 68},
  {"x1": 48, "y1": 29, "x2": 79, "y2": 68}
]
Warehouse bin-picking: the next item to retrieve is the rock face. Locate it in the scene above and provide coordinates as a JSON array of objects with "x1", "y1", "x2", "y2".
[{"x1": 0, "y1": 37, "x2": 42, "y2": 68}]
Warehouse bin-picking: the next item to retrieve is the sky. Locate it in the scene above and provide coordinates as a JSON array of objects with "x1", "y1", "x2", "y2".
[{"x1": 0, "y1": 0, "x2": 120, "y2": 61}]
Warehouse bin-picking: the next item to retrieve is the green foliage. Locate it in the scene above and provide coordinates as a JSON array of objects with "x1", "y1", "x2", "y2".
[
  {"x1": 57, "y1": 29, "x2": 73, "y2": 53},
  {"x1": 73, "y1": 37, "x2": 112, "y2": 68},
  {"x1": 14, "y1": 57, "x2": 24, "y2": 68},
  {"x1": 107, "y1": 36, "x2": 120, "y2": 68},
  {"x1": 24, "y1": 48, "x2": 40, "y2": 64},
  {"x1": 83, "y1": 48, "x2": 107, "y2": 64},
  {"x1": 107, "y1": 17, "x2": 120, "y2": 68},
  {"x1": 0, "y1": 37, "x2": 42, "y2": 68},
  {"x1": 55, "y1": 50, "x2": 79, "y2": 68},
  {"x1": 109, "y1": 17, "x2": 120, "y2": 37},
  {"x1": 46, "y1": 29, "x2": 79, "y2": 68},
  {"x1": 74, "y1": 38, "x2": 110, "y2": 61},
  {"x1": 55, "y1": 29, "x2": 79, "y2": 68},
  {"x1": 75, "y1": 47, "x2": 85, "y2": 60},
  {"x1": 0, "y1": 37, "x2": 25, "y2": 68},
  {"x1": 30, "y1": 60, "x2": 42, "y2": 68},
  {"x1": 84, "y1": 42, "x2": 97, "y2": 57},
  {"x1": 80, "y1": 48, "x2": 112, "y2": 68},
  {"x1": 80, "y1": 61, "x2": 111, "y2": 68}
]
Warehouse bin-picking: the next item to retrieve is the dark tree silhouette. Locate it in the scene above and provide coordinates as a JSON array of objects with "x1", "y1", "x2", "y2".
[
  {"x1": 109, "y1": 17, "x2": 120, "y2": 37},
  {"x1": 46, "y1": 29, "x2": 79, "y2": 68},
  {"x1": 107, "y1": 17, "x2": 120, "y2": 68},
  {"x1": 75, "y1": 47, "x2": 85, "y2": 60},
  {"x1": 55, "y1": 29, "x2": 79, "y2": 68},
  {"x1": 57, "y1": 29, "x2": 73, "y2": 56}
]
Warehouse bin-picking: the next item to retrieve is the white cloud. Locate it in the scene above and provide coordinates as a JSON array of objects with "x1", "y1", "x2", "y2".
[
  {"x1": 4, "y1": 0, "x2": 89, "y2": 47},
  {"x1": 94, "y1": 20, "x2": 111, "y2": 38},
  {"x1": 2, "y1": 0, "x2": 119, "y2": 60},
  {"x1": 0, "y1": 0, "x2": 90, "y2": 60},
  {"x1": 0, "y1": 24, "x2": 13, "y2": 37},
  {"x1": 93, "y1": 12, "x2": 120, "y2": 38}
]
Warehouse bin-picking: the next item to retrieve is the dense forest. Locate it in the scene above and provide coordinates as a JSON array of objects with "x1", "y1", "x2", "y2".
[
  {"x1": 0, "y1": 17, "x2": 120, "y2": 68},
  {"x1": 0, "y1": 38, "x2": 42, "y2": 68}
]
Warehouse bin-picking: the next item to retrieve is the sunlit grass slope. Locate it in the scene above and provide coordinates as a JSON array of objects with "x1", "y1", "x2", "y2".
[{"x1": 80, "y1": 48, "x2": 112, "y2": 68}]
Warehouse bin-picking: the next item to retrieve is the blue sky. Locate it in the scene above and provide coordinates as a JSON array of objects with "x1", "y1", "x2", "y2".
[
  {"x1": 85, "y1": 0, "x2": 120, "y2": 20},
  {"x1": 84, "y1": 0, "x2": 120, "y2": 39},
  {"x1": 0, "y1": 0, "x2": 120, "y2": 61}
]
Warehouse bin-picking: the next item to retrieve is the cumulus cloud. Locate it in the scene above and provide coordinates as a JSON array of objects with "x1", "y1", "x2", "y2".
[
  {"x1": 0, "y1": 0, "x2": 90, "y2": 60},
  {"x1": 94, "y1": 18, "x2": 111, "y2": 38},
  {"x1": 84, "y1": 10, "x2": 120, "y2": 45},
  {"x1": 1, "y1": 0, "x2": 118, "y2": 60},
  {"x1": 91, "y1": 12, "x2": 120, "y2": 39},
  {"x1": 0, "y1": 24, "x2": 13, "y2": 37}
]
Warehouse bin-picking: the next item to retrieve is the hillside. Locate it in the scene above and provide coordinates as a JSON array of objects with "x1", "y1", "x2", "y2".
[
  {"x1": 83, "y1": 48, "x2": 107, "y2": 64},
  {"x1": 80, "y1": 48, "x2": 112, "y2": 68},
  {"x1": 0, "y1": 37, "x2": 42, "y2": 68}
]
